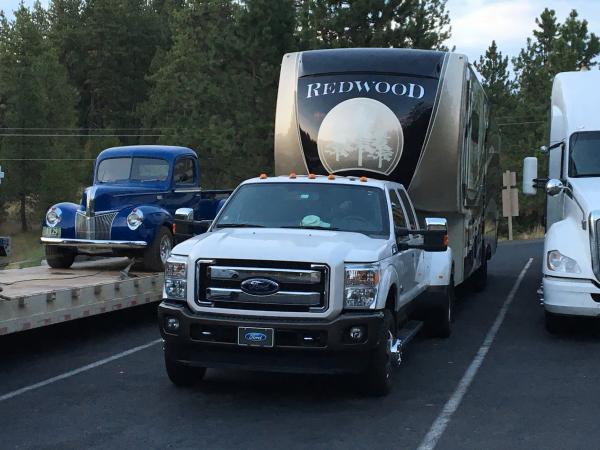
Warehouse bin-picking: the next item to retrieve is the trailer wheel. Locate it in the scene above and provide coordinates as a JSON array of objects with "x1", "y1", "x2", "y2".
[
  {"x1": 364, "y1": 310, "x2": 395, "y2": 397},
  {"x1": 165, "y1": 355, "x2": 206, "y2": 387},
  {"x1": 143, "y1": 226, "x2": 172, "y2": 272},
  {"x1": 427, "y1": 276, "x2": 454, "y2": 338},
  {"x1": 45, "y1": 246, "x2": 76, "y2": 269}
]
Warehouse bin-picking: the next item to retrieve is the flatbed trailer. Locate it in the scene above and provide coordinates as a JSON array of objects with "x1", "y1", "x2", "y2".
[{"x1": 0, "y1": 258, "x2": 163, "y2": 336}]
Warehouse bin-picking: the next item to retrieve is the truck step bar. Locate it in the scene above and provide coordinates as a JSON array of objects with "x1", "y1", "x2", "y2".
[{"x1": 390, "y1": 320, "x2": 423, "y2": 367}]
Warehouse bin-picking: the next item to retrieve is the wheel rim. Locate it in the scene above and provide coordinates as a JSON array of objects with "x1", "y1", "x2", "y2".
[
  {"x1": 160, "y1": 234, "x2": 172, "y2": 263},
  {"x1": 385, "y1": 330, "x2": 394, "y2": 380}
]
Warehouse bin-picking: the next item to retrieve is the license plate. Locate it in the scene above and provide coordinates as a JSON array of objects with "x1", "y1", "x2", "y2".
[
  {"x1": 42, "y1": 227, "x2": 61, "y2": 238},
  {"x1": 238, "y1": 327, "x2": 274, "y2": 348}
]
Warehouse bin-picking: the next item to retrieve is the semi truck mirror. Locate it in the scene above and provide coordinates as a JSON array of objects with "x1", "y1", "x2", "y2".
[
  {"x1": 522, "y1": 157, "x2": 538, "y2": 195},
  {"x1": 546, "y1": 179, "x2": 565, "y2": 197}
]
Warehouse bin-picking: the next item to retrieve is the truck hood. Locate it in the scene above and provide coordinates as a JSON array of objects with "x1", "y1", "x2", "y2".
[
  {"x1": 569, "y1": 178, "x2": 600, "y2": 215},
  {"x1": 82, "y1": 184, "x2": 167, "y2": 213},
  {"x1": 172, "y1": 228, "x2": 391, "y2": 264}
]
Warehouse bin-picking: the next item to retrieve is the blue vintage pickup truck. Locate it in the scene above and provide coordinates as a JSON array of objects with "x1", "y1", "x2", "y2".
[{"x1": 40, "y1": 145, "x2": 229, "y2": 271}]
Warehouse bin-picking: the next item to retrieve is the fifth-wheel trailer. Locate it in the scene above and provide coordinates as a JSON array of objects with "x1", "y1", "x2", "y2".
[{"x1": 275, "y1": 48, "x2": 501, "y2": 287}]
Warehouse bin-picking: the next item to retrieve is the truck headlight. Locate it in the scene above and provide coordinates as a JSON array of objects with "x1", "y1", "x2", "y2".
[
  {"x1": 127, "y1": 208, "x2": 144, "y2": 230},
  {"x1": 164, "y1": 257, "x2": 187, "y2": 300},
  {"x1": 547, "y1": 250, "x2": 581, "y2": 274},
  {"x1": 46, "y1": 206, "x2": 62, "y2": 227},
  {"x1": 344, "y1": 263, "x2": 380, "y2": 309}
]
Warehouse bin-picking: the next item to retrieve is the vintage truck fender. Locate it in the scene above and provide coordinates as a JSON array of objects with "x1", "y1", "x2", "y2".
[
  {"x1": 111, "y1": 205, "x2": 174, "y2": 244},
  {"x1": 42, "y1": 202, "x2": 80, "y2": 238}
]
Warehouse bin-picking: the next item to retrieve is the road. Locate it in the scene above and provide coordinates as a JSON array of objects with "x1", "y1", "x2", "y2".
[{"x1": 1, "y1": 239, "x2": 600, "y2": 449}]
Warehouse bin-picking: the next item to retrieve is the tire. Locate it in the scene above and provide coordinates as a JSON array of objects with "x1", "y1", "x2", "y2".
[
  {"x1": 165, "y1": 354, "x2": 206, "y2": 388},
  {"x1": 471, "y1": 257, "x2": 488, "y2": 292},
  {"x1": 364, "y1": 310, "x2": 395, "y2": 397},
  {"x1": 545, "y1": 311, "x2": 567, "y2": 335},
  {"x1": 45, "y1": 246, "x2": 76, "y2": 269},
  {"x1": 143, "y1": 226, "x2": 173, "y2": 272},
  {"x1": 428, "y1": 277, "x2": 454, "y2": 338}
]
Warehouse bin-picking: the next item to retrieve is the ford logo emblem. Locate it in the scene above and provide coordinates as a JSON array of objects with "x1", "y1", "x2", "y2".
[
  {"x1": 245, "y1": 332, "x2": 267, "y2": 342},
  {"x1": 241, "y1": 278, "x2": 280, "y2": 295}
]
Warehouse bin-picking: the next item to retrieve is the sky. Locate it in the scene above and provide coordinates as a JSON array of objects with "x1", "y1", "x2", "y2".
[{"x1": 0, "y1": 0, "x2": 598, "y2": 65}]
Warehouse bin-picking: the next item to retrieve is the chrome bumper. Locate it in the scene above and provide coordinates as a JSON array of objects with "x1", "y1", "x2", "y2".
[{"x1": 40, "y1": 237, "x2": 147, "y2": 249}]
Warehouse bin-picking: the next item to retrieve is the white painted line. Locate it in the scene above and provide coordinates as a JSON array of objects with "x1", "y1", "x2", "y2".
[
  {"x1": 417, "y1": 258, "x2": 533, "y2": 450},
  {"x1": 0, "y1": 338, "x2": 162, "y2": 403}
]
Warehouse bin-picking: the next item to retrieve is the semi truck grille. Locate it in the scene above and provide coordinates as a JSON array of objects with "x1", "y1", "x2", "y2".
[
  {"x1": 75, "y1": 211, "x2": 118, "y2": 240},
  {"x1": 196, "y1": 259, "x2": 330, "y2": 313}
]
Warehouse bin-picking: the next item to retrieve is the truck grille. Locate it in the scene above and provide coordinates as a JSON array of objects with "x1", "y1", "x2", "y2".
[
  {"x1": 196, "y1": 259, "x2": 329, "y2": 313},
  {"x1": 75, "y1": 211, "x2": 118, "y2": 240}
]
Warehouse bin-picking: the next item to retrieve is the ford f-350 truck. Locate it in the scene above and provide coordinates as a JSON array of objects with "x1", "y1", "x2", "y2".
[{"x1": 159, "y1": 174, "x2": 452, "y2": 395}]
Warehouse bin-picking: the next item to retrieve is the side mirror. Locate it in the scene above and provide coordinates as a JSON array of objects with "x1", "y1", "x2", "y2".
[
  {"x1": 546, "y1": 179, "x2": 565, "y2": 197},
  {"x1": 522, "y1": 157, "x2": 538, "y2": 195},
  {"x1": 175, "y1": 207, "x2": 194, "y2": 222},
  {"x1": 422, "y1": 217, "x2": 448, "y2": 252}
]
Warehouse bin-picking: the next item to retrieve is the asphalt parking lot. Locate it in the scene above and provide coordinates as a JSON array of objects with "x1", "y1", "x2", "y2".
[{"x1": 2, "y1": 239, "x2": 600, "y2": 449}]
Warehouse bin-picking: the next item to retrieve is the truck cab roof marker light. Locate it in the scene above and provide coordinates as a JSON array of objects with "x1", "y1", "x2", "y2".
[
  {"x1": 259, "y1": 173, "x2": 268, "y2": 179},
  {"x1": 359, "y1": 176, "x2": 368, "y2": 182},
  {"x1": 289, "y1": 172, "x2": 297, "y2": 179},
  {"x1": 308, "y1": 173, "x2": 316, "y2": 179},
  {"x1": 328, "y1": 174, "x2": 336, "y2": 180}
]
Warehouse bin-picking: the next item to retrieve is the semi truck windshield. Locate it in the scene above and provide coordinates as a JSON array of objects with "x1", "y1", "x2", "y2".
[
  {"x1": 215, "y1": 182, "x2": 390, "y2": 238},
  {"x1": 569, "y1": 131, "x2": 600, "y2": 177}
]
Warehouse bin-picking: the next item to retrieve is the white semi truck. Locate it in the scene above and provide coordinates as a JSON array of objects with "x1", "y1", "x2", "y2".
[
  {"x1": 523, "y1": 70, "x2": 600, "y2": 333},
  {"x1": 159, "y1": 48, "x2": 501, "y2": 395}
]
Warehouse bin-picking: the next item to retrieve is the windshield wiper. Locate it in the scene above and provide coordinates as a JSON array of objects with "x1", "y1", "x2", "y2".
[
  {"x1": 215, "y1": 223, "x2": 266, "y2": 229},
  {"x1": 281, "y1": 225, "x2": 341, "y2": 231}
]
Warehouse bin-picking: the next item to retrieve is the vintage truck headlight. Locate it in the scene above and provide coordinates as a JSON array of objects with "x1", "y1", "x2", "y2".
[
  {"x1": 127, "y1": 208, "x2": 144, "y2": 230},
  {"x1": 344, "y1": 263, "x2": 380, "y2": 309},
  {"x1": 45, "y1": 206, "x2": 62, "y2": 227},
  {"x1": 547, "y1": 250, "x2": 581, "y2": 274},
  {"x1": 164, "y1": 256, "x2": 187, "y2": 300}
]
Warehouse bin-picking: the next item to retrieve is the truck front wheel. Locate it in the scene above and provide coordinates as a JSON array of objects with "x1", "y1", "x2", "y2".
[
  {"x1": 45, "y1": 246, "x2": 76, "y2": 269},
  {"x1": 165, "y1": 354, "x2": 206, "y2": 387},
  {"x1": 143, "y1": 226, "x2": 173, "y2": 272},
  {"x1": 364, "y1": 310, "x2": 395, "y2": 396}
]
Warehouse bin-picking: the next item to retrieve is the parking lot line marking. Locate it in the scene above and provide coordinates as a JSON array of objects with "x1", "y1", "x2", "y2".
[
  {"x1": 0, "y1": 338, "x2": 162, "y2": 403},
  {"x1": 417, "y1": 258, "x2": 533, "y2": 450}
]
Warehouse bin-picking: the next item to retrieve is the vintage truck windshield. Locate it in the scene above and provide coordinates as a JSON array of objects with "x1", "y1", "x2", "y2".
[
  {"x1": 97, "y1": 157, "x2": 170, "y2": 183},
  {"x1": 569, "y1": 131, "x2": 600, "y2": 177},
  {"x1": 215, "y1": 182, "x2": 390, "y2": 238}
]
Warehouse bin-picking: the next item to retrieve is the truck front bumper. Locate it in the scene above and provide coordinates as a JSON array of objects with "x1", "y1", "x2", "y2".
[
  {"x1": 543, "y1": 276, "x2": 600, "y2": 317},
  {"x1": 41, "y1": 237, "x2": 147, "y2": 249},
  {"x1": 158, "y1": 302, "x2": 386, "y2": 374}
]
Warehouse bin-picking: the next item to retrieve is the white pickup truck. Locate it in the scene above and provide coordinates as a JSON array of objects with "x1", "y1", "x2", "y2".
[
  {"x1": 523, "y1": 70, "x2": 600, "y2": 333},
  {"x1": 158, "y1": 174, "x2": 453, "y2": 395}
]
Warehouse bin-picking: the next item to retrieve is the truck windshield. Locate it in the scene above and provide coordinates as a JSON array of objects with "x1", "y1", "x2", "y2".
[
  {"x1": 97, "y1": 157, "x2": 170, "y2": 183},
  {"x1": 215, "y1": 182, "x2": 390, "y2": 238},
  {"x1": 569, "y1": 131, "x2": 600, "y2": 177}
]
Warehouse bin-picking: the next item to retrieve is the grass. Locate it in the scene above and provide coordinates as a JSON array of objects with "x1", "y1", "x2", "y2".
[{"x1": 1, "y1": 230, "x2": 44, "y2": 269}]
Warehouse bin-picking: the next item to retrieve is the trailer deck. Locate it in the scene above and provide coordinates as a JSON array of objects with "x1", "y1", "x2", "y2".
[{"x1": 0, "y1": 258, "x2": 163, "y2": 336}]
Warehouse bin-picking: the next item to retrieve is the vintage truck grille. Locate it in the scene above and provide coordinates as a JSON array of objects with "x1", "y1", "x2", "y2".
[
  {"x1": 75, "y1": 211, "x2": 118, "y2": 240},
  {"x1": 196, "y1": 259, "x2": 330, "y2": 313}
]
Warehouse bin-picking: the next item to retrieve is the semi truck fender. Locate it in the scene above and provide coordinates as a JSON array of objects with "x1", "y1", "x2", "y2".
[
  {"x1": 423, "y1": 247, "x2": 453, "y2": 287},
  {"x1": 375, "y1": 258, "x2": 400, "y2": 310},
  {"x1": 544, "y1": 217, "x2": 592, "y2": 279}
]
